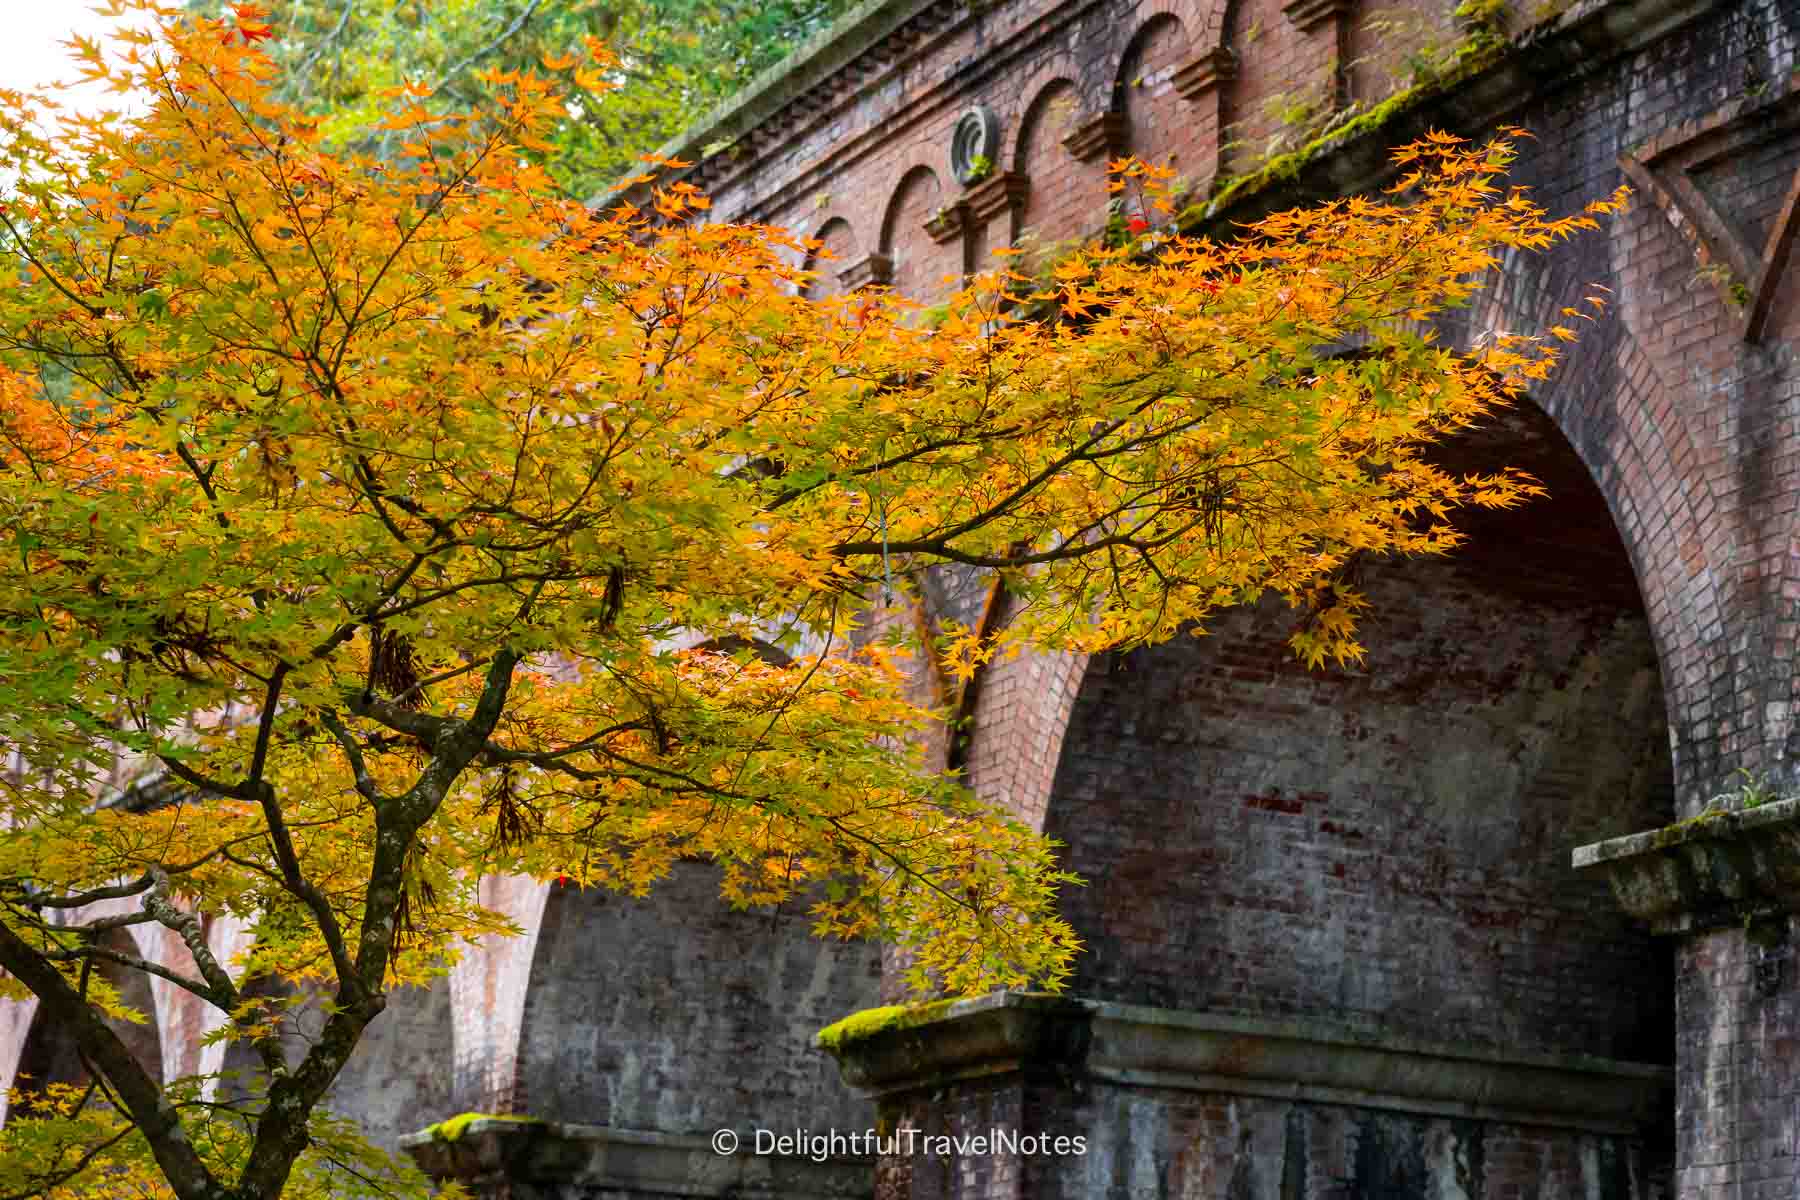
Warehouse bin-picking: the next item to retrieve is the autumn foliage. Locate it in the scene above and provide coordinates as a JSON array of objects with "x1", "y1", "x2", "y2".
[{"x1": 0, "y1": 2, "x2": 1625, "y2": 1197}]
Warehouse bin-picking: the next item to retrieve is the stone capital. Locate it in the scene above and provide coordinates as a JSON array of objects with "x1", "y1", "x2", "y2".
[
  {"x1": 820, "y1": 992, "x2": 1669, "y2": 1134},
  {"x1": 922, "y1": 201, "x2": 971, "y2": 244},
  {"x1": 402, "y1": 1119, "x2": 870, "y2": 1199},
  {"x1": 1573, "y1": 797, "x2": 1800, "y2": 934},
  {"x1": 837, "y1": 253, "x2": 894, "y2": 291},
  {"x1": 1173, "y1": 48, "x2": 1236, "y2": 100},
  {"x1": 1281, "y1": 0, "x2": 1350, "y2": 32},
  {"x1": 965, "y1": 171, "x2": 1030, "y2": 223},
  {"x1": 1061, "y1": 111, "x2": 1126, "y2": 162}
]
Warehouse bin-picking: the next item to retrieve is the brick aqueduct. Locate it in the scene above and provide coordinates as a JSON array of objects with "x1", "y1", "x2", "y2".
[{"x1": 6, "y1": 0, "x2": 1800, "y2": 1195}]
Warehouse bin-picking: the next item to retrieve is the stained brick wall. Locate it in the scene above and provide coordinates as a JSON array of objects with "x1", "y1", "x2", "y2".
[
  {"x1": 1041, "y1": 402, "x2": 1677, "y2": 1059},
  {"x1": 9, "y1": 0, "x2": 1800, "y2": 1196},
  {"x1": 1676, "y1": 922, "x2": 1800, "y2": 1199},
  {"x1": 1011, "y1": 1084, "x2": 1664, "y2": 1200},
  {"x1": 511, "y1": 863, "x2": 879, "y2": 1132}
]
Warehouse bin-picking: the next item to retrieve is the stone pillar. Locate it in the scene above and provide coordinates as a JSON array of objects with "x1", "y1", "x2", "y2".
[
  {"x1": 1575, "y1": 801, "x2": 1800, "y2": 1199},
  {"x1": 822, "y1": 992, "x2": 1672, "y2": 1200}
]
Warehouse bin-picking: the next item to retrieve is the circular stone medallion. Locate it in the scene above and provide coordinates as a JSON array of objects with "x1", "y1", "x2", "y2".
[{"x1": 949, "y1": 105, "x2": 1001, "y2": 186}]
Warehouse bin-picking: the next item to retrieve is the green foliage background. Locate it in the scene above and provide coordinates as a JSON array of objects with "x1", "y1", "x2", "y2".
[{"x1": 195, "y1": 0, "x2": 859, "y2": 198}]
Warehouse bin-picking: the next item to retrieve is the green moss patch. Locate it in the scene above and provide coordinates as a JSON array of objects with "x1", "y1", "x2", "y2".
[
  {"x1": 426, "y1": 1112, "x2": 542, "y2": 1142},
  {"x1": 815, "y1": 998, "x2": 962, "y2": 1052},
  {"x1": 1181, "y1": 40, "x2": 1506, "y2": 232}
]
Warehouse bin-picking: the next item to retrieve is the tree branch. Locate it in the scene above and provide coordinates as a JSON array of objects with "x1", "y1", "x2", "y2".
[{"x1": 0, "y1": 920, "x2": 223, "y2": 1200}]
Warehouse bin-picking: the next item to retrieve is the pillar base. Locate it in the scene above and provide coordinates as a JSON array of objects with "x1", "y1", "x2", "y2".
[{"x1": 401, "y1": 1118, "x2": 872, "y2": 1200}]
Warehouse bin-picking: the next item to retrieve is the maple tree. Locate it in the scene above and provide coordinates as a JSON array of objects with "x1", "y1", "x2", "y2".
[{"x1": 0, "y1": 3, "x2": 1626, "y2": 1198}]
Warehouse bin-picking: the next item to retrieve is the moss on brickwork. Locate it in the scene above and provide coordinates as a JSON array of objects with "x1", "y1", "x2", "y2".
[
  {"x1": 1182, "y1": 42, "x2": 1506, "y2": 231},
  {"x1": 815, "y1": 998, "x2": 961, "y2": 1051},
  {"x1": 425, "y1": 1112, "x2": 542, "y2": 1142}
]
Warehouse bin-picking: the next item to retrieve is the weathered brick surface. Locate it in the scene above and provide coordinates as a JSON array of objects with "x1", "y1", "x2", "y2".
[
  {"x1": 1043, "y1": 404, "x2": 1676, "y2": 1058},
  {"x1": 511, "y1": 863, "x2": 879, "y2": 1132},
  {"x1": 11, "y1": 0, "x2": 1800, "y2": 1196},
  {"x1": 1018, "y1": 1084, "x2": 1665, "y2": 1200},
  {"x1": 1675, "y1": 922, "x2": 1800, "y2": 1198},
  {"x1": 870, "y1": 1070, "x2": 1668, "y2": 1200}
]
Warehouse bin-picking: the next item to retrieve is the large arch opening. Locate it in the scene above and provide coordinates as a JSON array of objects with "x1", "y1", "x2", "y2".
[
  {"x1": 11, "y1": 929, "x2": 164, "y2": 1114},
  {"x1": 1029, "y1": 398, "x2": 1676, "y2": 1192},
  {"x1": 1043, "y1": 399, "x2": 1674, "y2": 1057}
]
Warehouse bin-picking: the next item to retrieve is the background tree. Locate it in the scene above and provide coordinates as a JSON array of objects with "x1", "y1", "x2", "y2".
[
  {"x1": 0, "y1": 5, "x2": 1623, "y2": 1198},
  {"x1": 187, "y1": 0, "x2": 862, "y2": 198}
]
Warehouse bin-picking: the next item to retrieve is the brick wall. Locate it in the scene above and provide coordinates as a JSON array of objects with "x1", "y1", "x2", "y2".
[
  {"x1": 511, "y1": 862, "x2": 879, "y2": 1132},
  {"x1": 10, "y1": 1, "x2": 1800, "y2": 1197},
  {"x1": 1676, "y1": 922, "x2": 1800, "y2": 1200},
  {"x1": 1041, "y1": 400, "x2": 1677, "y2": 1059}
]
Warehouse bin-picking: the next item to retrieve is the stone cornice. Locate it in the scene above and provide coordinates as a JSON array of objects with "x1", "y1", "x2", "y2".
[
  {"x1": 607, "y1": 0, "x2": 1724, "y2": 246},
  {"x1": 1282, "y1": 0, "x2": 1351, "y2": 33},
  {"x1": 1186, "y1": 0, "x2": 1723, "y2": 235},
  {"x1": 838, "y1": 253, "x2": 895, "y2": 290},
  {"x1": 402, "y1": 1120, "x2": 870, "y2": 1199},
  {"x1": 1061, "y1": 112, "x2": 1125, "y2": 162},
  {"x1": 965, "y1": 171, "x2": 1030, "y2": 222},
  {"x1": 822, "y1": 992, "x2": 1671, "y2": 1135},
  {"x1": 1573, "y1": 797, "x2": 1800, "y2": 933},
  {"x1": 1172, "y1": 48, "x2": 1236, "y2": 100}
]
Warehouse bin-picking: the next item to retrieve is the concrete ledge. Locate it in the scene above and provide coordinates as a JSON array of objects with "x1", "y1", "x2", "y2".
[
  {"x1": 823, "y1": 992, "x2": 1670, "y2": 1135},
  {"x1": 401, "y1": 1119, "x2": 871, "y2": 1199},
  {"x1": 1573, "y1": 797, "x2": 1800, "y2": 933}
]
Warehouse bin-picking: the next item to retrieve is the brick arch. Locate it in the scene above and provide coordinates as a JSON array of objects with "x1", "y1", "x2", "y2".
[
  {"x1": 1013, "y1": 77, "x2": 1101, "y2": 249},
  {"x1": 447, "y1": 871, "x2": 552, "y2": 1113},
  {"x1": 190, "y1": 913, "x2": 255, "y2": 1092},
  {"x1": 0, "y1": 902, "x2": 190, "y2": 1124},
  {"x1": 1464, "y1": 239, "x2": 1724, "y2": 808},
  {"x1": 1133, "y1": 0, "x2": 1214, "y2": 42},
  {"x1": 1035, "y1": 394, "x2": 1678, "y2": 1065},
  {"x1": 1115, "y1": 14, "x2": 1198, "y2": 193},
  {"x1": 4, "y1": 927, "x2": 166, "y2": 1123},
  {"x1": 1004, "y1": 60, "x2": 1090, "y2": 170},
  {"x1": 961, "y1": 644, "x2": 1093, "y2": 830},
  {"x1": 803, "y1": 216, "x2": 858, "y2": 299},
  {"x1": 1192, "y1": 0, "x2": 1239, "y2": 49},
  {"x1": 1220, "y1": 0, "x2": 1327, "y2": 163},
  {"x1": 448, "y1": 629, "x2": 836, "y2": 1120},
  {"x1": 0, "y1": 999, "x2": 35, "y2": 1125},
  {"x1": 878, "y1": 164, "x2": 956, "y2": 299}
]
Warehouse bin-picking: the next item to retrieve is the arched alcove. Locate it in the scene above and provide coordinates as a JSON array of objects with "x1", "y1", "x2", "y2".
[
  {"x1": 879, "y1": 165, "x2": 954, "y2": 300},
  {"x1": 512, "y1": 868, "x2": 879, "y2": 1131},
  {"x1": 1117, "y1": 16, "x2": 1195, "y2": 187},
  {"x1": 803, "y1": 217, "x2": 858, "y2": 299},
  {"x1": 1223, "y1": 0, "x2": 1326, "y2": 164},
  {"x1": 1014, "y1": 79, "x2": 1094, "y2": 253},
  {"x1": 1042, "y1": 398, "x2": 1676, "y2": 1063},
  {"x1": 1342, "y1": 3, "x2": 1461, "y2": 113}
]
